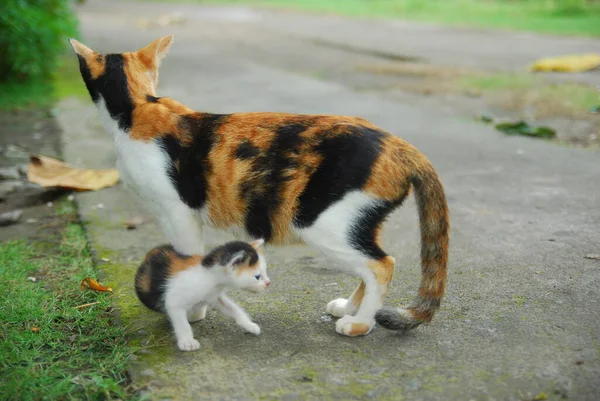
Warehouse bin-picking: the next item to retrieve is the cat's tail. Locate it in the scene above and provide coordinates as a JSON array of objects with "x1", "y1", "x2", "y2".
[{"x1": 375, "y1": 157, "x2": 449, "y2": 331}]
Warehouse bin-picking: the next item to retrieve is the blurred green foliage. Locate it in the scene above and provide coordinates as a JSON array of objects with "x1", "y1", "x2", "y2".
[{"x1": 0, "y1": 0, "x2": 79, "y2": 83}]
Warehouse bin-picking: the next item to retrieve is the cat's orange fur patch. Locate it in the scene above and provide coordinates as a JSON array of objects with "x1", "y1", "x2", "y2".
[
  {"x1": 347, "y1": 323, "x2": 372, "y2": 336},
  {"x1": 349, "y1": 282, "x2": 366, "y2": 309}
]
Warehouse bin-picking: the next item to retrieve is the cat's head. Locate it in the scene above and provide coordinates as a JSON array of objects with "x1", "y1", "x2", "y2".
[
  {"x1": 68, "y1": 35, "x2": 174, "y2": 106},
  {"x1": 202, "y1": 239, "x2": 270, "y2": 292}
]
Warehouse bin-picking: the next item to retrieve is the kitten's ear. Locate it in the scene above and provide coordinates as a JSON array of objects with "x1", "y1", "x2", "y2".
[
  {"x1": 226, "y1": 251, "x2": 246, "y2": 268},
  {"x1": 137, "y1": 35, "x2": 174, "y2": 68},
  {"x1": 69, "y1": 39, "x2": 95, "y2": 58},
  {"x1": 249, "y1": 239, "x2": 265, "y2": 249}
]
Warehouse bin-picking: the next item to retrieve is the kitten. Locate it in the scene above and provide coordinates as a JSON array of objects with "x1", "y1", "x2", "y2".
[
  {"x1": 70, "y1": 36, "x2": 449, "y2": 338},
  {"x1": 135, "y1": 239, "x2": 269, "y2": 351}
]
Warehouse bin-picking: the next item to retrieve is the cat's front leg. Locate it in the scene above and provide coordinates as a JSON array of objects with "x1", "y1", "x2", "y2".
[
  {"x1": 213, "y1": 294, "x2": 260, "y2": 335},
  {"x1": 166, "y1": 305, "x2": 201, "y2": 351},
  {"x1": 153, "y1": 200, "x2": 205, "y2": 255}
]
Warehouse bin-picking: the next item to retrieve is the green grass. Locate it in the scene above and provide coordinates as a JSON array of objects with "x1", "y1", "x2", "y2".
[
  {"x1": 454, "y1": 72, "x2": 600, "y2": 115},
  {"x1": 0, "y1": 201, "x2": 136, "y2": 400},
  {"x1": 0, "y1": 53, "x2": 88, "y2": 111},
  {"x1": 146, "y1": 0, "x2": 600, "y2": 37}
]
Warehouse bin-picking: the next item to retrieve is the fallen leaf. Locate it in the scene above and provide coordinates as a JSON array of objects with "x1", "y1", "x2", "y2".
[
  {"x1": 584, "y1": 254, "x2": 600, "y2": 260},
  {"x1": 80, "y1": 277, "x2": 113, "y2": 292},
  {"x1": 31, "y1": 327, "x2": 40, "y2": 333},
  {"x1": 530, "y1": 54, "x2": 600, "y2": 73},
  {"x1": 494, "y1": 121, "x2": 556, "y2": 138},
  {"x1": 124, "y1": 216, "x2": 144, "y2": 230},
  {"x1": 27, "y1": 155, "x2": 119, "y2": 191},
  {"x1": 74, "y1": 301, "x2": 100, "y2": 309}
]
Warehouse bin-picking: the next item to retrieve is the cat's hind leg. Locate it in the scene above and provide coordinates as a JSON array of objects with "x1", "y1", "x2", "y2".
[
  {"x1": 297, "y1": 190, "x2": 397, "y2": 336},
  {"x1": 187, "y1": 303, "x2": 208, "y2": 323}
]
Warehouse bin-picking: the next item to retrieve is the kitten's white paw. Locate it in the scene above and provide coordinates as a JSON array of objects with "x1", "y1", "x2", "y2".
[
  {"x1": 244, "y1": 322, "x2": 261, "y2": 336},
  {"x1": 187, "y1": 305, "x2": 208, "y2": 322},
  {"x1": 335, "y1": 315, "x2": 374, "y2": 337},
  {"x1": 177, "y1": 338, "x2": 201, "y2": 351},
  {"x1": 327, "y1": 298, "x2": 350, "y2": 318}
]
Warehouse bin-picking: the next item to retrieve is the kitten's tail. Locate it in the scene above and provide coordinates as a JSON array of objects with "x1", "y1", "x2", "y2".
[{"x1": 375, "y1": 158, "x2": 449, "y2": 331}]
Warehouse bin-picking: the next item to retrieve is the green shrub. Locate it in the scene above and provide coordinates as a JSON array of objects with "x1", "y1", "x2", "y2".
[{"x1": 0, "y1": 0, "x2": 79, "y2": 83}]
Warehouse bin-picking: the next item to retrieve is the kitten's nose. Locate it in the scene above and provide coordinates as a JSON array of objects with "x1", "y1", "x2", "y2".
[{"x1": 265, "y1": 280, "x2": 271, "y2": 287}]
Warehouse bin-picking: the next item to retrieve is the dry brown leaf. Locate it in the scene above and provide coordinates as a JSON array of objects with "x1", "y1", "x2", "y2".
[
  {"x1": 31, "y1": 327, "x2": 40, "y2": 333},
  {"x1": 27, "y1": 155, "x2": 119, "y2": 191},
  {"x1": 74, "y1": 301, "x2": 100, "y2": 309},
  {"x1": 80, "y1": 277, "x2": 113, "y2": 293},
  {"x1": 124, "y1": 216, "x2": 145, "y2": 230}
]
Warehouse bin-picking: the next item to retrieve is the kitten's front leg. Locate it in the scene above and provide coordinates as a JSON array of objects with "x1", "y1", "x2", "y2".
[
  {"x1": 166, "y1": 306, "x2": 201, "y2": 351},
  {"x1": 213, "y1": 295, "x2": 260, "y2": 335}
]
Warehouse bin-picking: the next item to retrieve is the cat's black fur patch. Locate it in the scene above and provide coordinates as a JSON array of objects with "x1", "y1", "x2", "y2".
[
  {"x1": 242, "y1": 122, "x2": 306, "y2": 240},
  {"x1": 146, "y1": 95, "x2": 160, "y2": 103},
  {"x1": 76, "y1": 55, "x2": 99, "y2": 103},
  {"x1": 96, "y1": 54, "x2": 134, "y2": 131},
  {"x1": 160, "y1": 114, "x2": 228, "y2": 209},
  {"x1": 235, "y1": 140, "x2": 260, "y2": 160},
  {"x1": 294, "y1": 126, "x2": 386, "y2": 228},
  {"x1": 135, "y1": 244, "x2": 190, "y2": 311},
  {"x1": 375, "y1": 307, "x2": 423, "y2": 331},
  {"x1": 349, "y1": 187, "x2": 409, "y2": 259},
  {"x1": 202, "y1": 241, "x2": 258, "y2": 267}
]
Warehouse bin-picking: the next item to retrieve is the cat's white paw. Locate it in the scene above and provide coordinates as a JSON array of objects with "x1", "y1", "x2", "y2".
[
  {"x1": 187, "y1": 305, "x2": 208, "y2": 322},
  {"x1": 327, "y1": 298, "x2": 350, "y2": 318},
  {"x1": 335, "y1": 315, "x2": 374, "y2": 337},
  {"x1": 244, "y1": 322, "x2": 261, "y2": 336},
  {"x1": 177, "y1": 337, "x2": 201, "y2": 351}
]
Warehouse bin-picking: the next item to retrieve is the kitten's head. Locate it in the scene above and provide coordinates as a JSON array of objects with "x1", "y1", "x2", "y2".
[
  {"x1": 202, "y1": 239, "x2": 270, "y2": 292},
  {"x1": 68, "y1": 35, "x2": 173, "y2": 105}
]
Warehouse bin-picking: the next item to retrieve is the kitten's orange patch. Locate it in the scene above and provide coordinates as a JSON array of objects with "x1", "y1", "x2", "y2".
[
  {"x1": 235, "y1": 262, "x2": 260, "y2": 277},
  {"x1": 136, "y1": 271, "x2": 152, "y2": 293},
  {"x1": 167, "y1": 254, "x2": 203, "y2": 276}
]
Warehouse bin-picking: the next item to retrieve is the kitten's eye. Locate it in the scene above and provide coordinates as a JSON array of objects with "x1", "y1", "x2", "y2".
[{"x1": 254, "y1": 274, "x2": 261, "y2": 280}]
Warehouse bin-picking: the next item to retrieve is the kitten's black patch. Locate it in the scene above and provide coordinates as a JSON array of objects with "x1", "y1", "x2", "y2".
[
  {"x1": 146, "y1": 95, "x2": 160, "y2": 103},
  {"x1": 235, "y1": 140, "x2": 260, "y2": 160},
  {"x1": 349, "y1": 192, "x2": 408, "y2": 259},
  {"x1": 135, "y1": 244, "x2": 190, "y2": 311},
  {"x1": 76, "y1": 55, "x2": 99, "y2": 103},
  {"x1": 202, "y1": 241, "x2": 258, "y2": 268},
  {"x1": 159, "y1": 114, "x2": 228, "y2": 209},
  {"x1": 294, "y1": 126, "x2": 386, "y2": 228},
  {"x1": 242, "y1": 123, "x2": 306, "y2": 240}
]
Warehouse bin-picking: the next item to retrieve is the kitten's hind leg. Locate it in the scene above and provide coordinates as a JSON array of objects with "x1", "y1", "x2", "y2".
[
  {"x1": 166, "y1": 306, "x2": 200, "y2": 351},
  {"x1": 187, "y1": 303, "x2": 208, "y2": 323}
]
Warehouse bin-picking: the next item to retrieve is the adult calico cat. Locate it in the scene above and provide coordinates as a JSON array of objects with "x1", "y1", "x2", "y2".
[{"x1": 69, "y1": 35, "x2": 449, "y2": 337}]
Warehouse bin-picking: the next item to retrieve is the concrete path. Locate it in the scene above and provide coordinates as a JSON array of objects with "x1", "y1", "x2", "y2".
[{"x1": 60, "y1": 1, "x2": 600, "y2": 399}]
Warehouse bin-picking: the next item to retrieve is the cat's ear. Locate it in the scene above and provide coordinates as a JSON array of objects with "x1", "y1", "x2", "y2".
[
  {"x1": 69, "y1": 39, "x2": 95, "y2": 58},
  {"x1": 137, "y1": 35, "x2": 174, "y2": 69},
  {"x1": 249, "y1": 239, "x2": 265, "y2": 250}
]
